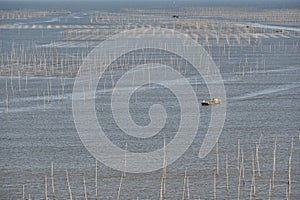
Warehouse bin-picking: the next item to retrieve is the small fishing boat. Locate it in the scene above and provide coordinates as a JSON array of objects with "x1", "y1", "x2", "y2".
[{"x1": 201, "y1": 98, "x2": 221, "y2": 106}]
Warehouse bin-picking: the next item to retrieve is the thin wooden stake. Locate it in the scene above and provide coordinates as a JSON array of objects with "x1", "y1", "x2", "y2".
[
  {"x1": 45, "y1": 175, "x2": 48, "y2": 200},
  {"x1": 5, "y1": 91, "x2": 8, "y2": 113},
  {"x1": 36, "y1": 89, "x2": 39, "y2": 108},
  {"x1": 5, "y1": 79, "x2": 8, "y2": 113},
  {"x1": 253, "y1": 151, "x2": 256, "y2": 199},
  {"x1": 118, "y1": 143, "x2": 128, "y2": 200},
  {"x1": 256, "y1": 134, "x2": 262, "y2": 177},
  {"x1": 51, "y1": 162, "x2": 56, "y2": 199},
  {"x1": 216, "y1": 142, "x2": 219, "y2": 176},
  {"x1": 287, "y1": 138, "x2": 293, "y2": 200},
  {"x1": 237, "y1": 161, "x2": 241, "y2": 200},
  {"x1": 18, "y1": 70, "x2": 21, "y2": 95},
  {"x1": 187, "y1": 176, "x2": 190, "y2": 200},
  {"x1": 159, "y1": 174, "x2": 163, "y2": 200},
  {"x1": 226, "y1": 154, "x2": 229, "y2": 193},
  {"x1": 272, "y1": 137, "x2": 277, "y2": 190},
  {"x1": 124, "y1": 143, "x2": 127, "y2": 177},
  {"x1": 22, "y1": 185, "x2": 25, "y2": 200},
  {"x1": 83, "y1": 176, "x2": 88, "y2": 200},
  {"x1": 213, "y1": 172, "x2": 217, "y2": 200},
  {"x1": 250, "y1": 151, "x2": 256, "y2": 200},
  {"x1": 163, "y1": 136, "x2": 167, "y2": 194},
  {"x1": 95, "y1": 159, "x2": 98, "y2": 200},
  {"x1": 241, "y1": 148, "x2": 245, "y2": 185},
  {"x1": 237, "y1": 139, "x2": 240, "y2": 171},
  {"x1": 43, "y1": 91, "x2": 46, "y2": 111},
  {"x1": 117, "y1": 173, "x2": 123, "y2": 200},
  {"x1": 268, "y1": 178, "x2": 272, "y2": 200},
  {"x1": 182, "y1": 168, "x2": 187, "y2": 200},
  {"x1": 66, "y1": 169, "x2": 72, "y2": 200}
]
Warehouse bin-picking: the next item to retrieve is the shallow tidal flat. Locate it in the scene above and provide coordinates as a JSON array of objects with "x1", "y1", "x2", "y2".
[{"x1": 0, "y1": 5, "x2": 299, "y2": 199}]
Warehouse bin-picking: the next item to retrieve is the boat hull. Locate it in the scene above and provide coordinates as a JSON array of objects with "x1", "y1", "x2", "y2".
[{"x1": 201, "y1": 99, "x2": 221, "y2": 106}]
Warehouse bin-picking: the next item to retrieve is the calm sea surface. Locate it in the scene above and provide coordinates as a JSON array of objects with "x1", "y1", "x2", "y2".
[{"x1": 0, "y1": 1, "x2": 299, "y2": 199}]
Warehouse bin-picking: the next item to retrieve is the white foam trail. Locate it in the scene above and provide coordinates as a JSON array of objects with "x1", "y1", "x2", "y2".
[
  {"x1": 236, "y1": 23, "x2": 300, "y2": 32},
  {"x1": 0, "y1": 104, "x2": 55, "y2": 113},
  {"x1": 234, "y1": 66, "x2": 299, "y2": 75},
  {"x1": 44, "y1": 18, "x2": 59, "y2": 23},
  {"x1": 0, "y1": 91, "x2": 73, "y2": 113},
  {"x1": 265, "y1": 66, "x2": 299, "y2": 74},
  {"x1": 231, "y1": 84, "x2": 300, "y2": 100},
  {"x1": 72, "y1": 16, "x2": 83, "y2": 19}
]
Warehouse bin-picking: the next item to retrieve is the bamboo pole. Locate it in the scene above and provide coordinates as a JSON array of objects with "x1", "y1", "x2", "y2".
[
  {"x1": 61, "y1": 78, "x2": 64, "y2": 104},
  {"x1": 36, "y1": 89, "x2": 39, "y2": 108},
  {"x1": 216, "y1": 142, "x2": 219, "y2": 176},
  {"x1": 187, "y1": 176, "x2": 190, "y2": 200},
  {"x1": 238, "y1": 148, "x2": 245, "y2": 199},
  {"x1": 163, "y1": 136, "x2": 167, "y2": 195},
  {"x1": 287, "y1": 138, "x2": 293, "y2": 200},
  {"x1": 272, "y1": 137, "x2": 277, "y2": 190},
  {"x1": 118, "y1": 142, "x2": 128, "y2": 200},
  {"x1": 83, "y1": 176, "x2": 88, "y2": 200},
  {"x1": 22, "y1": 185, "x2": 25, "y2": 200},
  {"x1": 95, "y1": 159, "x2": 98, "y2": 200},
  {"x1": 25, "y1": 75, "x2": 27, "y2": 92},
  {"x1": 181, "y1": 168, "x2": 187, "y2": 200},
  {"x1": 49, "y1": 78, "x2": 52, "y2": 100},
  {"x1": 250, "y1": 151, "x2": 256, "y2": 200},
  {"x1": 237, "y1": 139, "x2": 240, "y2": 171},
  {"x1": 226, "y1": 153, "x2": 229, "y2": 193},
  {"x1": 213, "y1": 172, "x2": 216, "y2": 200},
  {"x1": 66, "y1": 169, "x2": 73, "y2": 200},
  {"x1": 117, "y1": 172, "x2": 123, "y2": 200},
  {"x1": 268, "y1": 178, "x2": 272, "y2": 200},
  {"x1": 241, "y1": 149, "x2": 245, "y2": 185},
  {"x1": 160, "y1": 174, "x2": 163, "y2": 200},
  {"x1": 10, "y1": 75, "x2": 14, "y2": 99},
  {"x1": 51, "y1": 162, "x2": 56, "y2": 199},
  {"x1": 256, "y1": 134, "x2": 262, "y2": 177},
  {"x1": 124, "y1": 143, "x2": 127, "y2": 178},
  {"x1": 45, "y1": 175, "x2": 48, "y2": 200},
  {"x1": 43, "y1": 91, "x2": 46, "y2": 111},
  {"x1": 6, "y1": 80, "x2": 8, "y2": 113},
  {"x1": 18, "y1": 70, "x2": 21, "y2": 95},
  {"x1": 237, "y1": 160, "x2": 241, "y2": 200}
]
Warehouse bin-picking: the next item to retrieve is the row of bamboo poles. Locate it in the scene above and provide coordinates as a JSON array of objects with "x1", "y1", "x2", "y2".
[
  {"x1": 1, "y1": 24, "x2": 298, "y2": 78},
  {"x1": 0, "y1": 9, "x2": 70, "y2": 20},
  {"x1": 121, "y1": 7, "x2": 299, "y2": 25},
  {"x1": 1, "y1": 34, "x2": 299, "y2": 113},
  {"x1": 0, "y1": 42, "x2": 88, "y2": 77},
  {"x1": 19, "y1": 136, "x2": 296, "y2": 199},
  {"x1": 1, "y1": 6, "x2": 299, "y2": 83}
]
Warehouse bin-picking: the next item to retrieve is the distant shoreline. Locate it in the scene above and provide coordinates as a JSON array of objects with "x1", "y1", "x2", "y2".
[{"x1": 0, "y1": 0, "x2": 300, "y2": 11}]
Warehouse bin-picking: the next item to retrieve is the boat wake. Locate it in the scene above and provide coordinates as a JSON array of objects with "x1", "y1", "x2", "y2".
[
  {"x1": 236, "y1": 23, "x2": 300, "y2": 32},
  {"x1": 230, "y1": 84, "x2": 300, "y2": 101}
]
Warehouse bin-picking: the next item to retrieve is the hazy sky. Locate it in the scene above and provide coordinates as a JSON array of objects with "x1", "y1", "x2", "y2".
[
  {"x1": 0, "y1": 0, "x2": 296, "y2": 1},
  {"x1": 0, "y1": 0, "x2": 299, "y2": 8}
]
